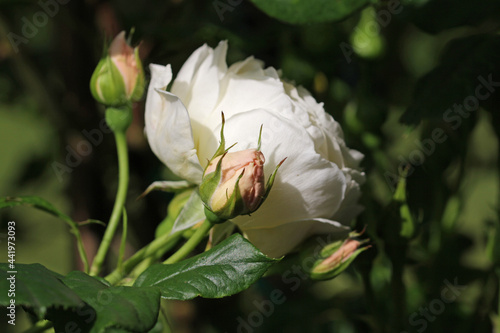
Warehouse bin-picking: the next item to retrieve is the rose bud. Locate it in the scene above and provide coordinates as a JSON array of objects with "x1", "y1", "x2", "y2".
[
  {"x1": 90, "y1": 31, "x2": 145, "y2": 107},
  {"x1": 310, "y1": 232, "x2": 370, "y2": 280},
  {"x1": 199, "y1": 114, "x2": 284, "y2": 224}
]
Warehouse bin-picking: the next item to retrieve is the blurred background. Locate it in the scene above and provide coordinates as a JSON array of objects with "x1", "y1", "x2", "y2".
[{"x1": 0, "y1": 0, "x2": 499, "y2": 332}]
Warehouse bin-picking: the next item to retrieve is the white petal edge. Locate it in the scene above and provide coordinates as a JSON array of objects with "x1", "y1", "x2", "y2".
[
  {"x1": 171, "y1": 41, "x2": 228, "y2": 122},
  {"x1": 240, "y1": 218, "x2": 350, "y2": 258}
]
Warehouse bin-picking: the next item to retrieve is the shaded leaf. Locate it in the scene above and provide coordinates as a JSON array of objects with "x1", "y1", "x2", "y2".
[
  {"x1": 249, "y1": 0, "x2": 369, "y2": 24},
  {"x1": 134, "y1": 234, "x2": 278, "y2": 300},
  {"x1": 51, "y1": 271, "x2": 161, "y2": 333}
]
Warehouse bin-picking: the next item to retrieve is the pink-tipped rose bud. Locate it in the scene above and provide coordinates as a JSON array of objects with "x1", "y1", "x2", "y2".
[
  {"x1": 207, "y1": 149, "x2": 265, "y2": 213},
  {"x1": 199, "y1": 113, "x2": 284, "y2": 224},
  {"x1": 200, "y1": 149, "x2": 267, "y2": 223},
  {"x1": 310, "y1": 235, "x2": 370, "y2": 280},
  {"x1": 90, "y1": 31, "x2": 145, "y2": 107}
]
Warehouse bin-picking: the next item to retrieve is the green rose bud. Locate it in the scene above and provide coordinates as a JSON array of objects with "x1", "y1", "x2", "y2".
[{"x1": 90, "y1": 31, "x2": 145, "y2": 107}]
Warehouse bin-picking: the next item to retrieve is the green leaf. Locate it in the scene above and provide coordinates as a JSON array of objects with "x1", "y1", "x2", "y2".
[
  {"x1": 401, "y1": 34, "x2": 500, "y2": 125},
  {"x1": 79, "y1": 219, "x2": 107, "y2": 227},
  {"x1": 51, "y1": 271, "x2": 161, "y2": 333},
  {"x1": 0, "y1": 263, "x2": 83, "y2": 319},
  {"x1": 0, "y1": 196, "x2": 75, "y2": 227},
  {"x1": 134, "y1": 234, "x2": 278, "y2": 300},
  {"x1": 249, "y1": 0, "x2": 369, "y2": 24}
]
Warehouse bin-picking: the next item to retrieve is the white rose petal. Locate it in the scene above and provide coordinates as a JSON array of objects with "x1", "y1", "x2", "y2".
[
  {"x1": 145, "y1": 65, "x2": 203, "y2": 184},
  {"x1": 243, "y1": 218, "x2": 350, "y2": 258}
]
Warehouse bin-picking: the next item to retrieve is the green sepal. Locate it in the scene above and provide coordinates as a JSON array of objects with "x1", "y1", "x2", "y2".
[
  {"x1": 130, "y1": 46, "x2": 145, "y2": 102},
  {"x1": 90, "y1": 55, "x2": 128, "y2": 107},
  {"x1": 204, "y1": 206, "x2": 227, "y2": 224},
  {"x1": 255, "y1": 157, "x2": 286, "y2": 211},
  {"x1": 105, "y1": 105, "x2": 133, "y2": 133},
  {"x1": 210, "y1": 112, "x2": 227, "y2": 161},
  {"x1": 318, "y1": 239, "x2": 345, "y2": 258},
  {"x1": 201, "y1": 155, "x2": 246, "y2": 223},
  {"x1": 257, "y1": 124, "x2": 263, "y2": 151},
  {"x1": 212, "y1": 169, "x2": 246, "y2": 221},
  {"x1": 199, "y1": 152, "x2": 224, "y2": 203}
]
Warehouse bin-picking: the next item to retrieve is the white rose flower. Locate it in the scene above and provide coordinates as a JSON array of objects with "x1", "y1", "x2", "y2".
[{"x1": 145, "y1": 41, "x2": 365, "y2": 258}]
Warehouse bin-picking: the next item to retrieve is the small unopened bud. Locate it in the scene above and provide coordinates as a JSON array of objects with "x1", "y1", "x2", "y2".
[
  {"x1": 90, "y1": 31, "x2": 145, "y2": 107},
  {"x1": 310, "y1": 232, "x2": 370, "y2": 280},
  {"x1": 201, "y1": 149, "x2": 266, "y2": 222},
  {"x1": 199, "y1": 113, "x2": 284, "y2": 224}
]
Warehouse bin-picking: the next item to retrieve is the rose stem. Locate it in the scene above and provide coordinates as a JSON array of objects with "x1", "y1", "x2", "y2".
[
  {"x1": 90, "y1": 129, "x2": 129, "y2": 276},
  {"x1": 105, "y1": 230, "x2": 183, "y2": 285},
  {"x1": 163, "y1": 220, "x2": 212, "y2": 264}
]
